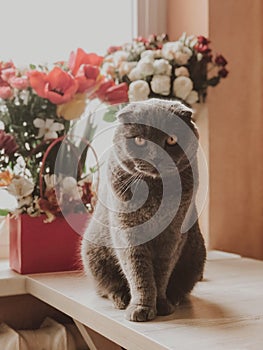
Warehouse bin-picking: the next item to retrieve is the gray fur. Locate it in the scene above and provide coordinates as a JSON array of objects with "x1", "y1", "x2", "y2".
[{"x1": 81, "y1": 98, "x2": 206, "y2": 322}]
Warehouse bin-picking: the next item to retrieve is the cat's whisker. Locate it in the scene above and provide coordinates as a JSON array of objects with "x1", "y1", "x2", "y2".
[{"x1": 116, "y1": 173, "x2": 140, "y2": 196}]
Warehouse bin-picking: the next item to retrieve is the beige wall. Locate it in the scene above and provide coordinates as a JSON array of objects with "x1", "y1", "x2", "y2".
[
  {"x1": 208, "y1": 0, "x2": 263, "y2": 259},
  {"x1": 167, "y1": 0, "x2": 263, "y2": 259},
  {"x1": 167, "y1": 0, "x2": 208, "y2": 39}
]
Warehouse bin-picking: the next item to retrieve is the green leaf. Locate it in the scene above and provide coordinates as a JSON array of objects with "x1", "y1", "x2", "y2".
[
  {"x1": 29, "y1": 64, "x2": 36, "y2": 70},
  {"x1": 0, "y1": 209, "x2": 9, "y2": 216},
  {"x1": 103, "y1": 106, "x2": 119, "y2": 123}
]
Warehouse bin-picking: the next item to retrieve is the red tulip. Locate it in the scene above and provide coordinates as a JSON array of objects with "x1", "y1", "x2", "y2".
[
  {"x1": 69, "y1": 48, "x2": 103, "y2": 76},
  {"x1": 95, "y1": 80, "x2": 115, "y2": 100},
  {"x1": 75, "y1": 64, "x2": 102, "y2": 93},
  {"x1": 102, "y1": 82, "x2": 129, "y2": 105},
  {"x1": 29, "y1": 67, "x2": 78, "y2": 104}
]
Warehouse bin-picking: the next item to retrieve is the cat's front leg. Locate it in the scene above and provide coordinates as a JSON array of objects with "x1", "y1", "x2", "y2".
[
  {"x1": 154, "y1": 235, "x2": 187, "y2": 316},
  {"x1": 116, "y1": 246, "x2": 157, "y2": 322}
]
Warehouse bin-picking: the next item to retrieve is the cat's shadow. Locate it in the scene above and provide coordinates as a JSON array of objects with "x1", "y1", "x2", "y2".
[{"x1": 156, "y1": 295, "x2": 234, "y2": 324}]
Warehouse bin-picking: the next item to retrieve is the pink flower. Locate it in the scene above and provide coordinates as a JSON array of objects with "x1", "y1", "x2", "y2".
[
  {"x1": 1, "y1": 68, "x2": 16, "y2": 82},
  {"x1": 0, "y1": 85, "x2": 13, "y2": 99},
  {"x1": 9, "y1": 76, "x2": 29, "y2": 90},
  {"x1": 107, "y1": 46, "x2": 122, "y2": 54}
]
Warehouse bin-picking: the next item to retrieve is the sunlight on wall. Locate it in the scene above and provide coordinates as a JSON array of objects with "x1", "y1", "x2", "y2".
[{"x1": 0, "y1": 0, "x2": 133, "y2": 66}]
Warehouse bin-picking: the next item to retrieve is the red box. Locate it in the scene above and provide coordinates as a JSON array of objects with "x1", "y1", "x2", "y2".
[{"x1": 9, "y1": 213, "x2": 90, "y2": 274}]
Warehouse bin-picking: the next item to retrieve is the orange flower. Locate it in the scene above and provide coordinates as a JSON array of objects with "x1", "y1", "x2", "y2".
[
  {"x1": 69, "y1": 48, "x2": 103, "y2": 76},
  {"x1": 29, "y1": 67, "x2": 78, "y2": 105},
  {"x1": 75, "y1": 64, "x2": 102, "y2": 93},
  {"x1": 0, "y1": 170, "x2": 13, "y2": 187}
]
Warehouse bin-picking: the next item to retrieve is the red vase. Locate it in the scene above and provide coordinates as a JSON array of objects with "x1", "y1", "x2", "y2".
[{"x1": 9, "y1": 213, "x2": 90, "y2": 274}]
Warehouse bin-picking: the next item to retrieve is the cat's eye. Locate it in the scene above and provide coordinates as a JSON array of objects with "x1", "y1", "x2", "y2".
[
  {"x1": 166, "y1": 135, "x2": 178, "y2": 145},
  {"x1": 134, "y1": 137, "x2": 146, "y2": 146}
]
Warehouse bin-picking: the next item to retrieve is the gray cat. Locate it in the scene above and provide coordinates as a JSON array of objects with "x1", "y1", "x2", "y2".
[{"x1": 81, "y1": 98, "x2": 206, "y2": 322}]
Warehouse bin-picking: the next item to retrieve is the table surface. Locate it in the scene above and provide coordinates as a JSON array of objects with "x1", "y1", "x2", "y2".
[{"x1": 0, "y1": 251, "x2": 263, "y2": 350}]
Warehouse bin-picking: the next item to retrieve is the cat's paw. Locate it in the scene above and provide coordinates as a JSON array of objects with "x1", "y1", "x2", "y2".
[
  {"x1": 156, "y1": 298, "x2": 175, "y2": 316},
  {"x1": 125, "y1": 304, "x2": 157, "y2": 322},
  {"x1": 109, "y1": 290, "x2": 130, "y2": 310}
]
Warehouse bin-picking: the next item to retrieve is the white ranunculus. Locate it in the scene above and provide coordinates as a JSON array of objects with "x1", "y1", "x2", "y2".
[
  {"x1": 154, "y1": 49, "x2": 162, "y2": 58},
  {"x1": 137, "y1": 60, "x2": 155, "y2": 77},
  {"x1": 103, "y1": 62, "x2": 116, "y2": 77},
  {"x1": 128, "y1": 80, "x2": 150, "y2": 101},
  {"x1": 128, "y1": 67, "x2": 144, "y2": 81},
  {"x1": 112, "y1": 50, "x2": 129, "y2": 66},
  {"x1": 175, "y1": 66, "x2": 190, "y2": 77},
  {"x1": 151, "y1": 75, "x2": 171, "y2": 96},
  {"x1": 173, "y1": 76, "x2": 193, "y2": 100},
  {"x1": 162, "y1": 41, "x2": 183, "y2": 60},
  {"x1": 140, "y1": 50, "x2": 155, "y2": 60},
  {"x1": 174, "y1": 47, "x2": 192, "y2": 65},
  {"x1": 154, "y1": 59, "x2": 172, "y2": 76},
  {"x1": 185, "y1": 35, "x2": 198, "y2": 48},
  {"x1": 185, "y1": 90, "x2": 199, "y2": 104},
  {"x1": 119, "y1": 61, "x2": 137, "y2": 77}
]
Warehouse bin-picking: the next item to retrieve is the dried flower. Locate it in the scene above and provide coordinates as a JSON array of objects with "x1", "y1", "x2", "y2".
[{"x1": 0, "y1": 130, "x2": 18, "y2": 156}]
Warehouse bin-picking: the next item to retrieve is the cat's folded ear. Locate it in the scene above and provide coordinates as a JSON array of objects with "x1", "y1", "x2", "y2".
[
  {"x1": 116, "y1": 105, "x2": 135, "y2": 124},
  {"x1": 169, "y1": 101, "x2": 193, "y2": 120}
]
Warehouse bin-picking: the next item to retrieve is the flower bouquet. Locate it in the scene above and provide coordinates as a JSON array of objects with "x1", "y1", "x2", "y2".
[
  {"x1": 0, "y1": 48, "x2": 129, "y2": 273},
  {"x1": 103, "y1": 33, "x2": 228, "y2": 107}
]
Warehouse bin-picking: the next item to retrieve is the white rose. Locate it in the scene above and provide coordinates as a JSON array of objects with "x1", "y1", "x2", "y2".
[
  {"x1": 162, "y1": 41, "x2": 183, "y2": 60},
  {"x1": 151, "y1": 75, "x2": 171, "y2": 96},
  {"x1": 175, "y1": 66, "x2": 190, "y2": 77},
  {"x1": 154, "y1": 59, "x2": 172, "y2": 76},
  {"x1": 128, "y1": 80, "x2": 150, "y2": 101},
  {"x1": 174, "y1": 47, "x2": 192, "y2": 65},
  {"x1": 173, "y1": 76, "x2": 193, "y2": 100},
  {"x1": 185, "y1": 90, "x2": 199, "y2": 104},
  {"x1": 128, "y1": 67, "x2": 144, "y2": 81},
  {"x1": 137, "y1": 60, "x2": 154, "y2": 76},
  {"x1": 119, "y1": 61, "x2": 137, "y2": 77}
]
